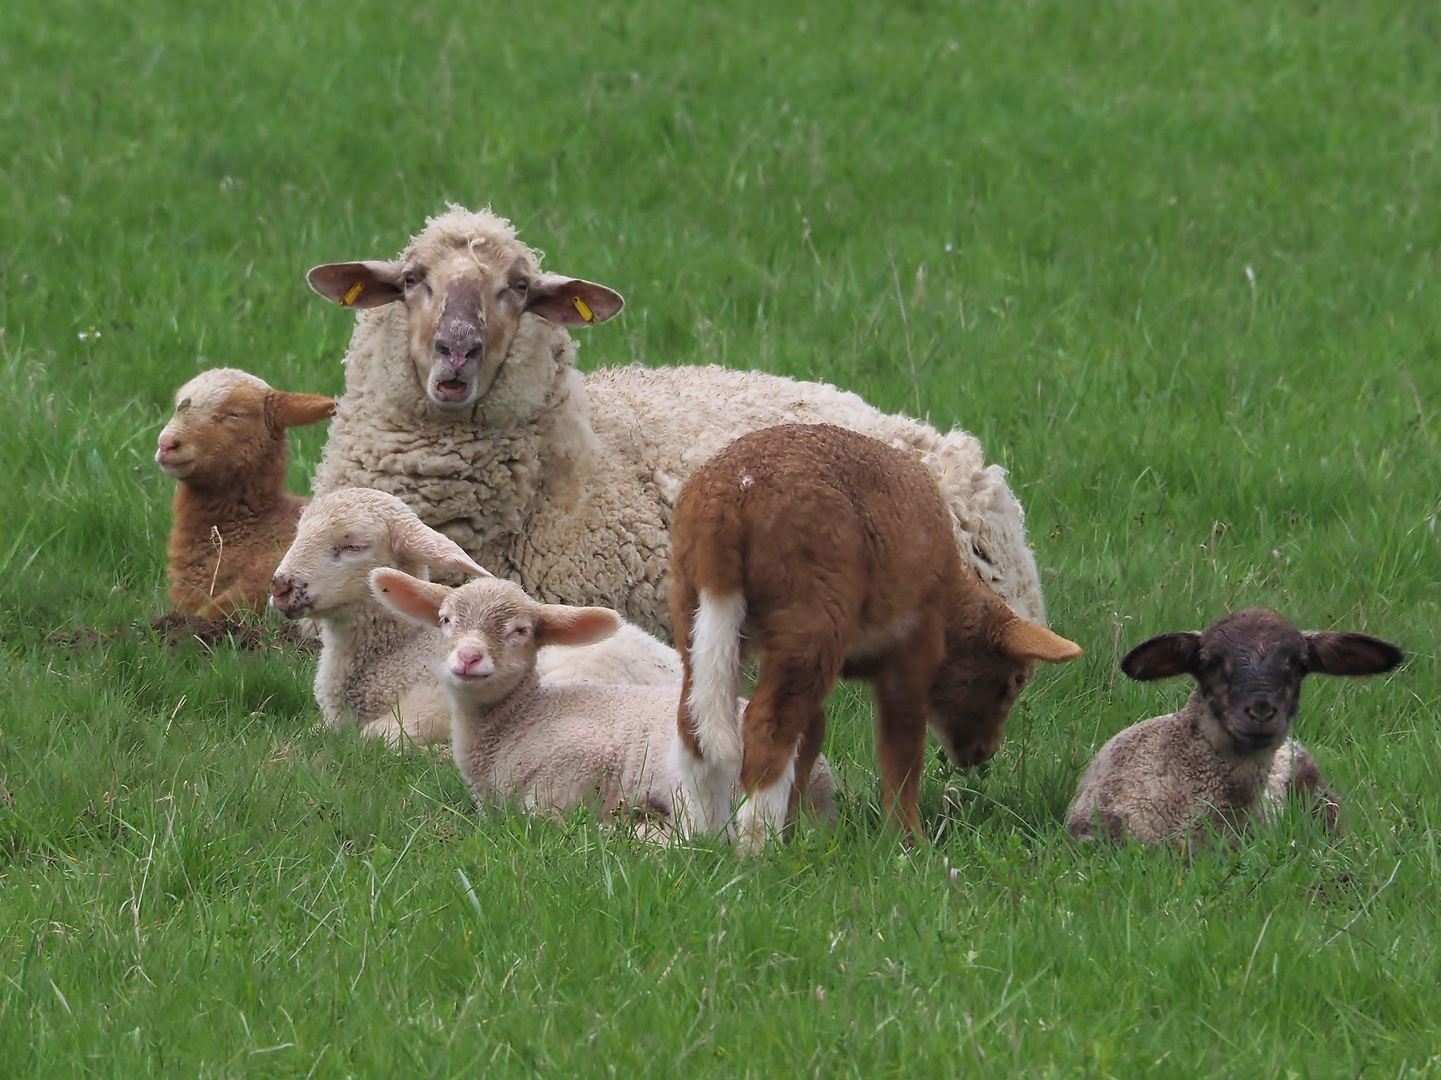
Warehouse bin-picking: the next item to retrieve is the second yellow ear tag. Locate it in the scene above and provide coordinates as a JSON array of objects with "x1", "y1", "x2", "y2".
[
  {"x1": 572, "y1": 296, "x2": 596, "y2": 324},
  {"x1": 341, "y1": 281, "x2": 365, "y2": 307}
]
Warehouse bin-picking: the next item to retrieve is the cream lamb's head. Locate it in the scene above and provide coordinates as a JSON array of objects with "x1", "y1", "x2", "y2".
[
  {"x1": 1121, "y1": 608, "x2": 1403, "y2": 752},
  {"x1": 370, "y1": 571, "x2": 621, "y2": 708},
  {"x1": 155, "y1": 368, "x2": 334, "y2": 485},
  {"x1": 270, "y1": 488, "x2": 489, "y2": 619},
  {"x1": 306, "y1": 206, "x2": 624, "y2": 410}
]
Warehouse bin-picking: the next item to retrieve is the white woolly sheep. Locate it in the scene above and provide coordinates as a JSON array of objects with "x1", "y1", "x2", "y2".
[
  {"x1": 155, "y1": 368, "x2": 334, "y2": 616},
  {"x1": 669, "y1": 424, "x2": 1083, "y2": 851},
  {"x1": 270, "y1": 488, "x2": 682, "y2": 746},
  {"x1": 1067, "y1": 608, "x2": 1403, "y2": 846},
  {"x1": 370, "y1": 568, "x2": 838, "y2": 831},
  {"x1": 305, "y1": 205, "x2": 1046, "y2": 636}
]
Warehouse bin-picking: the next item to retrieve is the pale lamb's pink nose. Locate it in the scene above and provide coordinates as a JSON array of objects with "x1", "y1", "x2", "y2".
[
  {"x1": 449, "y1": 645, "x2": 494, "y2": 679},
  {"x1": 157, "y1": 434, "x2": 181, "y2": 456}
]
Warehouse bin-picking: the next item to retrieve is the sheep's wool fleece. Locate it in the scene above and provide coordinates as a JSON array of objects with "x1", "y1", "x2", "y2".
[
  {"x1": 1066, "y1": 705, "x2": 1323, "y2": 845},
  {"x1": 313, "y1": 207, "x2": 1044, "y2": 632}
]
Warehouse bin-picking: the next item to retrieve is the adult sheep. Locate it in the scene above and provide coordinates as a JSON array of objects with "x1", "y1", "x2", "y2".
[{"x1": 308, "y1": 205, "x2": 1045, "y2": 633}]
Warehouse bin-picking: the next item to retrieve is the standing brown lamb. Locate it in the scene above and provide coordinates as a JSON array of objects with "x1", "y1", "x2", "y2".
[
  {"x1": 668, "y1": 424, "x2": 1083, "y2": 850},
  {"x1": 155, "y1": 368, "x2": 335, "y2": 617},
  {"x1": 1067, "y1": 609, "x2": 1403, "y2": 846}
]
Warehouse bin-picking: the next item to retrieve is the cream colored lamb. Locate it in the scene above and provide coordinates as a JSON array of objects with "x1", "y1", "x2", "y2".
[
  {"x1": 1067, "y1": 609, "x2": 1403, "y2": 846},
  {"x1": 370, "y1": 568, "x2": 838, "y2": 830},
  {"x1": 306, "y1": 204, "x2": 1045, "y2": 635},
  {"x1": 269, "y1": 488, "x2": 682, "y2": 745}
]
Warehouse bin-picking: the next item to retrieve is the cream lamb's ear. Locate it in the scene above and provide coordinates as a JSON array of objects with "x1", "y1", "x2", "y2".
[
  {"x1": 389, "y1": 514, "x2": 492, "y2": 578},
  {"x1": 369, "y1": 568, "x2": 451, "y2": 628},
  {"x1": 308, "y1": 260, "x2": 405, "y2": 309},
  {"x1": 534, "y1": 605, "x2": 622, "y2": 647},
  {"x1": 524, "y1": 273, "x2": 625, "y2": 327}
]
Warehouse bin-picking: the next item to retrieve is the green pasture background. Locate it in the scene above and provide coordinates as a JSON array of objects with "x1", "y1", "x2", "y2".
[{"x1": 3, "y1": 0, "x2": 1440, "y2": 1075}]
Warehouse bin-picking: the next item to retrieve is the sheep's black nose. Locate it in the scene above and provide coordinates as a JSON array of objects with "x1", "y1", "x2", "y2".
[{"x1": 1244, "y1": 700, "x2": 1277, "y2": 722}]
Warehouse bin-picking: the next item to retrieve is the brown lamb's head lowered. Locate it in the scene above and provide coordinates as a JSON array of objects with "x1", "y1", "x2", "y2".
[
  {"x1": 306, "y1": 206, "x2": 625, "y2": 411},
  {"x1": 927, "y1": 593, "x2": 1084, "y2": 768},
  {"x1": 155, "y1": 368, "x2": 334, "y2": 488},
  {"x1": 1121, "y1": 608, "x2": 1403, "y2": 751}
]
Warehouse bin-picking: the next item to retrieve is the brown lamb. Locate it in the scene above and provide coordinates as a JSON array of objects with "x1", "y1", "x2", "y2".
[
  {"x1": 156, "y1": 368, "x2": 335, "y2": 617},
  {"x1": 668, "y1": 424, "x2": 1084, "y2": 851}
]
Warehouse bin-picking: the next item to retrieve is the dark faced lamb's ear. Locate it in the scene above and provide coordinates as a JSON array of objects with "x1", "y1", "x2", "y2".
[
  {"x1": 266, "y1": 391, "x2": 337, "y2": 430},
  {"x1": 1120, "y1": 632, "x2": 1202, "y2": 681},
  {"x1": 307, "y1": 261, "x2": 405, "y2": 309},
  {"x1": 369, "y1": 568, "x2": 452, "y2": 628},
  {"x1": 1303, "y1": 632, "x2": 1404, "y2": 677},
  {"x1": 523, "y1": 273, "x2": 625, "y2": 327}
]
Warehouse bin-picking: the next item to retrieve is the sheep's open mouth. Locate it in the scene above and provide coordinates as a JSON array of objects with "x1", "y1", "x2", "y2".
[{"x1": 431, "y1": 378, "x2": 473, "y2": 404}]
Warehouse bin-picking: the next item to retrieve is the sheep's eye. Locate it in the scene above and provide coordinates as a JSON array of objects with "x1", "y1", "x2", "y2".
[
  {"x1": 513, "y1": 277, "x2": 529, "y2": 296},
  {"x1": 333, "y1": 542, "x2": 368, "y2": 558},
  {"x1": 402, "y1": 269, "x2": 420, "y2": 288},
  {"x1": 439, "y1": 615, "x2": 451, "y2": 628},
  {"x1": 506, "y1": 624, "x2": 532, "y2": 642}
]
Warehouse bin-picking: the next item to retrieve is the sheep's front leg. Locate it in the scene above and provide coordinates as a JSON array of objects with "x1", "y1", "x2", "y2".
[{"x1": 872, "y1": 646, "x2": 942, "y2": 841}]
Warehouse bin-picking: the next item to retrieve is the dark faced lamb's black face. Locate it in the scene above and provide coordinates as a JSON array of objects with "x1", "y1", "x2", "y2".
[{"x1": 1121, "y1": 608, "x2": 1404, "y2": 752}]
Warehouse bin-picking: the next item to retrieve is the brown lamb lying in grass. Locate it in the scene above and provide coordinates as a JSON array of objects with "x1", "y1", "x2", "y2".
[
  {"x1": 155, "y1": 368, "x2": 335, "y2": 617},
  {"x1": 667, "y1": 423, "x2": 1083, "y2": 852},
  {"x1": 1067, "y1": 608, "x2": 1403, "y2": 846}
]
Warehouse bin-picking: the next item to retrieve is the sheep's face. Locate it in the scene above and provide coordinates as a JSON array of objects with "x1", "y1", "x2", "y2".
[
  {"x1": 370, "y1": 570, "x2": 622, "y2": 708},
  {"x1": 156, "y1": 370, "x2": 332, "y2": 485},
  {"x1": 307, "y1": 208, "x2": 624, "y2": 410},
  {"x1": 928, "y1": 607, "x2": 1084, "y2": 768},
  {"x1": 270, "y1": 491, "x2": 488, "y2": 619},
  {"x1": 1121, "y1": 609, "x2": 1404, "y2": 753},
  {"x1": 432, "y1": 581, "x2": 547, "y2": 707}
]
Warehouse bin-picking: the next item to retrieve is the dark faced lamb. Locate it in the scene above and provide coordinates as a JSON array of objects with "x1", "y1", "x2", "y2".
[{"x1": 1067, "y1": 608, "x2": 1403, "y2": 846}]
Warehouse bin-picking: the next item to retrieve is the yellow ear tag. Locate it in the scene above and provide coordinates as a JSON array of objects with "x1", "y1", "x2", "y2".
[
  {"x1": 572, "y1": 296, "x2": 597, "y2": 324},
  {"x1": 340, "y1": 281, "x2": 365, "y2": 307}
]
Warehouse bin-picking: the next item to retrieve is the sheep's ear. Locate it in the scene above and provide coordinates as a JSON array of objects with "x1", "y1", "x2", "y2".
[
  {"x1": 1120, "y1": 632, "x2": 1201, "y2": 681},
  {"x1": 998, "y1": 618, "x2": 1084, "y2": 664},
  {"x1": 369, "y1": 568, "x2": 451, "y2": 627},
  {"x1": 524, "y1": 273, "x2": 625, "y2": 327},
  {"x1": 389, "y1": 515, "x2": 492, "y2": 579},
  {"x1": 1303, "y1": 632, "x2": 1403, "y2": 677},
  {"x1": 266, "y1": 391, "x2": 337, "y2": 430},
  {"x1": 308, "y1": 261, "x2": 405, "y2": 309},
  {"x1": 534, "y1": 605, "x2": 622, "y2": 647}
]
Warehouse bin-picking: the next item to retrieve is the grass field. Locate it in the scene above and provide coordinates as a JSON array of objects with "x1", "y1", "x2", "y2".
[{"x1": 3, "y1": 0, "x2": 1441, "y2": 1074}]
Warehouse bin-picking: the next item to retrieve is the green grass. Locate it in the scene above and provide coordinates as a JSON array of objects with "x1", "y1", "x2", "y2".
[{"x1": 3, "y1": 0, "x2": 1441, "y2": 1074}]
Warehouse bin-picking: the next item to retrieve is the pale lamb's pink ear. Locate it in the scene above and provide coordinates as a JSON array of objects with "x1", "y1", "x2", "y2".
[
  {"x1": 369, "y1": 568, "x2": 451, "y2": 628},
  {"x1": 534, "y1": 605, "x2": 622, "y2": 647},
  {"x1": 524, "y1": 273, "x2": 625, "y2": 327},
  {"x1": 389, "y1": 515, "x2": 492, "y2": 578},
  {"x1": 308, "y1": 261, "x2": 405, "y2": 309}
]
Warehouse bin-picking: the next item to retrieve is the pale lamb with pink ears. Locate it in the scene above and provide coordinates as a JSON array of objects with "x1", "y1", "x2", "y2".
[{"x1": 307, "y1": 204, "x2": 1047, "y2": 635}]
